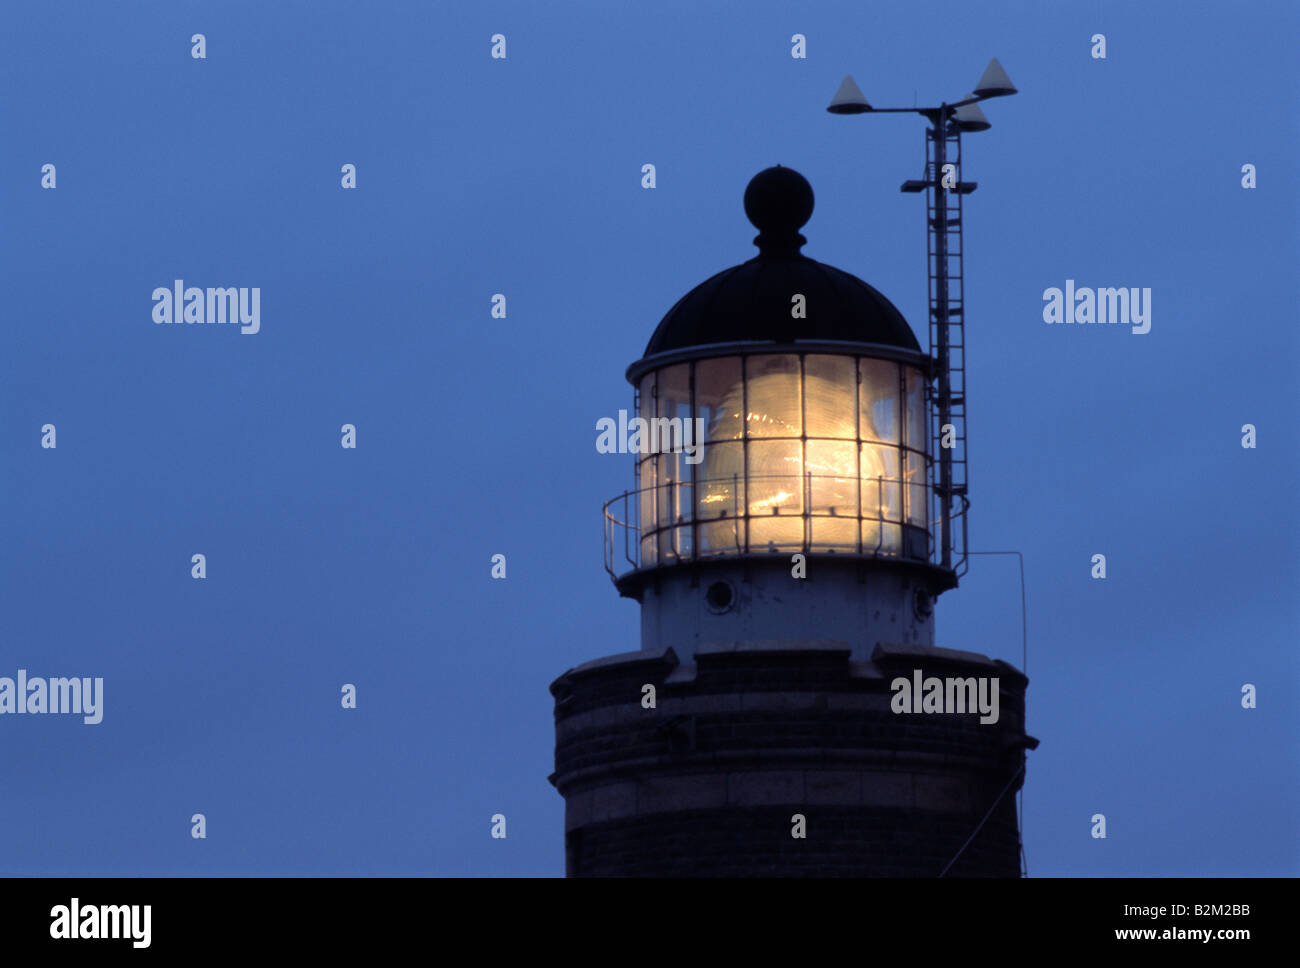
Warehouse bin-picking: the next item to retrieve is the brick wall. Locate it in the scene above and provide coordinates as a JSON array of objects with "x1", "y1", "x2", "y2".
[{"x1": 551, "y1": 641, "x2": 1032, "y2": 877}]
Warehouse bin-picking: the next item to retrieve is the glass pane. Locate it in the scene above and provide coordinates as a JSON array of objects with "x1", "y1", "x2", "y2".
[
  {"x1": 696, "y1": 357, "x2": 743, "y2": 441},
  {"x1": 655, "y1": 467, "x2": 691, "y2": 563},
  {"x1": 655, "y1": 462, "x2": 692, "y2": 562},
  {"x1": 749, "y1": 515, "x2": 806, "y2": 552},
  {"x1": 652, "y1": 364, "x2": 695, "y2": 475},
  {"x1": 657, "y1": 454, "x2": 687, "y2": 528},
  {"x1": 748, "y1": 438, "x2": 803, "y2": 552},
  {"x1": 904, "y1": 450, "x2": 927, "y2": 528},
  {"x1": 808, "y1": 436, "x2": 859, "y2": 551},
  {"x1": 860, "y1": 443, "x2": 901, "y2": 526},
  {"x1": 674, "y1": 525, "x2": 694, "y2": 560},
  {"x1": 863, "y1": 520, "x2": 902, "y2": 556},
  {"x1": 747, "y1": 440, "x2": 803, "y2": 516},
  {"x1": 804, "y1": 355, "x2": 857, "y2": 439},
  {"x1": 639, "y1": 453, "x2": 657, "y2": 567},
  {"x1": 639, "y1": 373, "x2": 655, "y2": 424},
  {"x1": 806, "y1": 440, "x2": 857, "y2": 515},
  {"x1": 859, "y1": 358, "x2": 899, "y2": 445},
  {"x1": 657, "y1": 525, "x2": 672, "y2": 562},
  {"x1": 658, "y1": 518, "x2": 684, "y2": 563},
  {"x1": 695, "y1": 356, "x2": 743, "y2": 494},
  {"x1": 905, "y1": 367, "x2": 926, "y2": 452},
  {"x1": 698, "y1": 434, "x2": 742, "y2": 556},
  {"x1": 745, "y1": 355, "x2": 801, "y2": 438},
  {"x1": 659, "y1": 364, "x2": 691, "y2": 420},
  {"x1": 637, "y1": 452, "x2": 656, "y2": 486},
  {"x1": 700, "y1": 519, "x2": 742, "y2": 556},
  {"x1": 809, "y1": 516, "x2": 858, "y2": 551},
  {"x1": 699, "y1": 440, "x2": 744, "y2": 523},
  {"x1": 862, "y1": 433, "x2": 902, "y2": 554},
  {"x1": 637, "y1": 371, "x2": 656, "y2": 569}
]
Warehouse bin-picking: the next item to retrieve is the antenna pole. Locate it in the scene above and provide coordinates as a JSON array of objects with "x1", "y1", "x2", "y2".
[{"x1": 931, "y1": 108, "x2": 953, "y2": 571}]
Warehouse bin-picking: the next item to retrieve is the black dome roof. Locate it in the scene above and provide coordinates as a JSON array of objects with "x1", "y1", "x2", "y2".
[{"x1": 641, "y1": 166, "x2": 921, "y2": 357}]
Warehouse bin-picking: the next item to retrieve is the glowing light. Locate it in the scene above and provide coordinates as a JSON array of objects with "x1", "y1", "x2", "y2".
[{"x1": 639, "y1": 354, "x2": 927, "y2": 563}]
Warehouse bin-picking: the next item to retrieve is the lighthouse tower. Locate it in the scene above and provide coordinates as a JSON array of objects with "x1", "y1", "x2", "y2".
[{"x1": 550, "y1": 166, "x2": 1034, "y2": 877}]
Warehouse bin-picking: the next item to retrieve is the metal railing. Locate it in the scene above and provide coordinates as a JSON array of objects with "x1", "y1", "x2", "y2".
[{"x1": 603, "y1": 472, "x2": 963, "y2": 581}]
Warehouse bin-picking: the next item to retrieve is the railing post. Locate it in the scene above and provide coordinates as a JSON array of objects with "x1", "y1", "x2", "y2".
[
  {"x1": 732, "y1": 473, "x2": 742, "y2": 554},
  {"x1": 804, "y1": 470, "x2": 812, "y2": 551}
]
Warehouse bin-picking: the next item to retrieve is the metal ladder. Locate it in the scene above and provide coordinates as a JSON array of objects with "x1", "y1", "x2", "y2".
[{"x1": 921, "y1": 122, "x2": 970, "y2": 576}]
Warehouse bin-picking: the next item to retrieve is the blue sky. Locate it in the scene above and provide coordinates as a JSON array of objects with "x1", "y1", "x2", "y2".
[{"x1": 1, "y1": 0, "x2": 1296, "y2": 875}]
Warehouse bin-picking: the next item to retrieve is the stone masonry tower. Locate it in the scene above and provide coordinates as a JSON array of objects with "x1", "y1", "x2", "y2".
[{"x1": 550, "y1": 166, "x2": 1035, "y2": 876}]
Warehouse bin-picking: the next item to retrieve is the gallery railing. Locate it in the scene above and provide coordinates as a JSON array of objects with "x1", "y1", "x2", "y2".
[{"x1": 603, "y1": 472, "x2": 966, "y2": 581}]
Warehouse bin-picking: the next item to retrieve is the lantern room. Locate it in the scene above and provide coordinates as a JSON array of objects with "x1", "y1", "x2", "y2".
[{"x1": 603, "y1": 166, "x2": 962, "y2": 660}]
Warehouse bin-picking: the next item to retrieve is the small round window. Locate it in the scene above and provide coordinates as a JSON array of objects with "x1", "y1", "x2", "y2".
[{"x1": 705, "y1": 580, "x2": 736, "y2": 614}]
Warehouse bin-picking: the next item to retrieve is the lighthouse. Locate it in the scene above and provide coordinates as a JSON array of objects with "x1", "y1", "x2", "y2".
[{"x1": 550, "y1": 165, "x2": 1035, "y2": 877}]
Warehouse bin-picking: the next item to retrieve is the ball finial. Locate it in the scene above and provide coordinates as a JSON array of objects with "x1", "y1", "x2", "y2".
[{"x1": 744, "y1": 165, "x2": 814, "y2": 255}]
